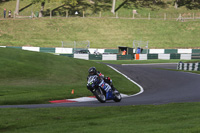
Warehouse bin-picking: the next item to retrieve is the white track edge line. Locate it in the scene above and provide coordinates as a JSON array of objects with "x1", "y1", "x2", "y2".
[
  {"x1": 65, "y1": 94, "x2": 129, "y2": 103},
  {"x1": 107, "y1": 65, "x2": 144, "y2": 97}
]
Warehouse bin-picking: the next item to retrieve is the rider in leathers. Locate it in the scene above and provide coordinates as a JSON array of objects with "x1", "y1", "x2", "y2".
[{"x1": 87, "y1": 67, "x2": 118, "y2": 94}]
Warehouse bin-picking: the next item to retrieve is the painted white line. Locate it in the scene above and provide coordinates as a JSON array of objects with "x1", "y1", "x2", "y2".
[
  {"x1": 68, "y1": 97, "x2": 97, "y2": 102},
  {"x1": 107, "y1": 65, "x2": 144, "y2": 97},
  {"x1": 120, "y1": 94, "x2": 129, "y2": 98},
  {"x1": 66, "y1": 94, "x2": 129, "y2": 103}
]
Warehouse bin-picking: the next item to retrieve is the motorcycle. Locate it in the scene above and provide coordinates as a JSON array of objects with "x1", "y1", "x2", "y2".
[{"x1": 87, "y1": 75, "x2": 122, "y2": 103}]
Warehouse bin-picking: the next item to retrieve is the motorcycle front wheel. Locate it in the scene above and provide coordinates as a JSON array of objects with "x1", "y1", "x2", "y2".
[
  {"x1": 113, "y1": 92, "x2": 122, "y2": 102},
  {"x1": 93, "y1": 88, "x2": 106, "y2": 103}
]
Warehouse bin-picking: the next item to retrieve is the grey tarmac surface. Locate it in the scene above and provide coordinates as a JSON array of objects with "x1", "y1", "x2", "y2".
[{"x1": 0, "y1": 63, "x2": 200, "y2": 108}]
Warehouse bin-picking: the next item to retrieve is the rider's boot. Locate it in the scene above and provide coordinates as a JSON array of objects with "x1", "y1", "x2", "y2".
[{"x1": 110, "y1": 84, "x2": 119, "y2": 94}]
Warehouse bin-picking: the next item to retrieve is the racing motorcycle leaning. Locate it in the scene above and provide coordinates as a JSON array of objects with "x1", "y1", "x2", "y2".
[{"x1": 87, "y1": 75, "x2": 122, "y2": 103}]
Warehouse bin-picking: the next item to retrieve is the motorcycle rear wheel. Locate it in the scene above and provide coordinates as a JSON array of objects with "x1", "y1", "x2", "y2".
[{"x1": 93, "y1": 88, "x2": 106, "y2": 103}]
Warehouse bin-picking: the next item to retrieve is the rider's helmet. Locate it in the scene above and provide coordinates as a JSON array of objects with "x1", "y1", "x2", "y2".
[{"x1": 88, "y1": 67, "x2": 97, "y2": 75}]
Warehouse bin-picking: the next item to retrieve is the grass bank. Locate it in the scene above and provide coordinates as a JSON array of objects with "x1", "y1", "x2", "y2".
[
  {"x1": 1, "y1": 102, "x2": 200, "y2": 132},
  {"x1": 0, "y1": 18, "x2": 200, "y2": 48},
  {"x1": 0, "y1": 48, "x2": 140, "y2": 105}
]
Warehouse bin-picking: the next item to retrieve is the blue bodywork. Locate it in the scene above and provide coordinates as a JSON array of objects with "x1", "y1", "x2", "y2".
[{"x1": 87, "y1": 75, "x2": 115, "y2": 100}]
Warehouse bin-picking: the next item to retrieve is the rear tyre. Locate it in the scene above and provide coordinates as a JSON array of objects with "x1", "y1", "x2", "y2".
[{"x1": 93, "y1": 88, "x2": 106, "y2": 103}]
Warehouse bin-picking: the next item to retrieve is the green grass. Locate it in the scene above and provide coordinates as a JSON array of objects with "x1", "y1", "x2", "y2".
[
  {"x1": 1, "y1": 1, "x2": 200, "y2": 132},
  {"x1": 0, "y1": 0, "x2": 200, "y2": 48},
  {"x1": 0, "y1": 48, "x2": 140, "y2": 105},
  {"x1": 0, "y1": 18, "x2": 200, "y2": 48},
  {"x1": 1, "y1": 102, "x2": 200, "y2": 133}
]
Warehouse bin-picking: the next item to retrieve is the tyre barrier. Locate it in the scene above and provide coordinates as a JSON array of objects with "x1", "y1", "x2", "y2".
[{"x1": 177, "y1": 62, "x2": 200, "y2": 71}]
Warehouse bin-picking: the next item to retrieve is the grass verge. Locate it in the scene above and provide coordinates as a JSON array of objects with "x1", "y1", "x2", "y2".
[
  {"x1": 0, "y1": 48, "x2": 140, "y2": 105},
  {"x1": 1, "y1": 102, "x2": 200, "y2": 133}
]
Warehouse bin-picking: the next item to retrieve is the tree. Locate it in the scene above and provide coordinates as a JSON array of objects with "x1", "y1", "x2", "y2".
[
  {"x1": 15, "y1": 0, "x2": 20, "y2": 15},
  {"x1": 174, "y1": 0, "x2": 179, "y2": 8},
  {"x1": 111, "y1": 0, "x2": 116, "y2": 14},
  {"x1": 31, "y1": 0, "x2": 78, "y2": 17},
  {"x1": 39, "y1": 0, "x2": 45, "y2": 17}
]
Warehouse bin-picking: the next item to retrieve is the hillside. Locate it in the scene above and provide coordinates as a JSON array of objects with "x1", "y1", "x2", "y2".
[
  {"x1": 0, "y1": 18, "x2": 200, "y2": 48},
  {"x1": 0, "y1": 0, "x2": 200, "y2": 48}
]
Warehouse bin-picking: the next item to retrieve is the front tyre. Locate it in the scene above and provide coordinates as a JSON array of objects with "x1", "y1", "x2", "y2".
[
  {"x1": 113, "y1": 93, "x2": 122, "y2": 102},
  {"x1": 93, "y1": 88, "x2": 106, "y2": 103}
]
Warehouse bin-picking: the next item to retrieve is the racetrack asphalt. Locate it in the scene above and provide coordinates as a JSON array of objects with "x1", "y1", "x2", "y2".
[{"x1": 1, "y1": 63, "x2": 200, "y2": 108}]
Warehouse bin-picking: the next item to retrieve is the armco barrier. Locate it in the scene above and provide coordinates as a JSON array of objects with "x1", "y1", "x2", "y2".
[
  {"x1": 192, "y1": 49, "x2": 200, "y2": 53},
  {"x1": 40, "y1": 47, "x2": 55, "y2": 53},
  {"x1": 74, "y1": 54, "x2": 89, "y2": 60},
  {"x1": 139, "y1": 54, "x2": 148, "y2": 60},
  {"x1": 104, "y1": 49, "x2": 119, "y2": 54},
  {"x1": 89, "y1": 54, "x2": 102, "y2": 60},
  {"x1": 135, "y1": 53, "x2": 196, "y2": 60},
  {"x1": 60, "y1": 54, "x2": 74, "y2": 58},
  {"x1": 192, "y1": 53, "x2": 200, "y2": 59},
  {"x1": 117, "y1": 55, "x2": 133, "y2": 60},
  {"x1": 165, "y1": 49, "x2": 177, "y2": 54},
  {"x1": 22, "y1": 46, "x2": 40, "y2": 52},
  {"x1": 178, "y1": 49, "x2": 192, "y2": 54},
  {"x1": 177, "y1": 62, "x2": 200, "y2": 71},
  {"x1": 55, "y1": 48, "x2": 73, "y2": 54},
  {"x1": 7, "y1": 46, "x2": 22, "y2": 49},
  {"x1": 102, "y1": 54, "x2": 117, "y2": 60},
  {"x1": 180, "y1": 54, "x2": 192, "y2": 60},
  {"x1": 170, "y1": 54, "x2": 181, "y2": 59},
  {"x1": 158, "y1": 54, "x2": 170, "y2": 60},
  {"x1": 2, "y1": 46, "x2": 200, "y2": 60},
  {"x1": 148, "y1": 54, "x2": 158, "y2": 59},
  {"x1": 149, "y1": 49, "x2": 165, "y2": 54}
]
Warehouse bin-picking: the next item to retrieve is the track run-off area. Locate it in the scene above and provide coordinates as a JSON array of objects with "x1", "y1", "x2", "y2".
[{"x1": 0, "y1": 63, "x2": 200, "y2": 108}]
